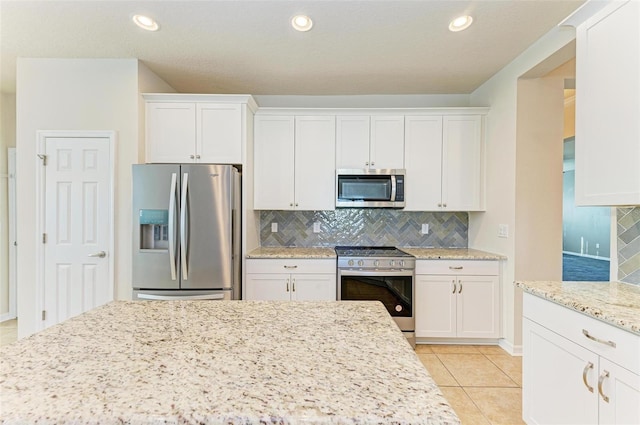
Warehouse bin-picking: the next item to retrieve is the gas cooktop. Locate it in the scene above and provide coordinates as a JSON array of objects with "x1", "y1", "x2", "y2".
[{"x1": 334, "y1": 246, "x2": 413, "y2": 257}]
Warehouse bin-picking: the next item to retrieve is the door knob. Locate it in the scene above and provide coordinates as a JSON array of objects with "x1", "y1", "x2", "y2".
[{"x1": 88, "y1": 251, "x2": 106, "y2": 258}]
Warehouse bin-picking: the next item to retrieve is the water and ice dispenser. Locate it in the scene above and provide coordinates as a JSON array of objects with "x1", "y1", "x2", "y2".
[{"x1": 139, "y1": 209, "x2": 169, "y2": 250}]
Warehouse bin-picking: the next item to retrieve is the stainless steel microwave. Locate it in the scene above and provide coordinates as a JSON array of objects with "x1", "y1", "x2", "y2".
[{"x1": 336, "y1": 169, "x2": 405, "y2": 208}]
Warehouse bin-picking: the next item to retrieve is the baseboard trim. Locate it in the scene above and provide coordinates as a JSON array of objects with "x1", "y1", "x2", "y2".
[
  {"x1": 498, "y1": 338, "x2": 523, "y2": 356},
  {"x1": 0, "y1": 313, "x2": 17, "y2": 323}
]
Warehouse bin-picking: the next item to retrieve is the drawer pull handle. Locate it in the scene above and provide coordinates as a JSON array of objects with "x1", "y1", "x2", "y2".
[
  {"x1": 284, "y1": 265, "x2": 298, "y2": 269},
  {"x1": 582, "y1": 362, "x2": 594, "y2": 393},
  {"x1": 582, "y1": 329, "x2": 616, "y2": 348},
  {"x1": 449, "y1": 266, "x2": 463, "y2": 270},
  {"x1": 598, "y1": 370, "x2": 610, "y2": 403}
]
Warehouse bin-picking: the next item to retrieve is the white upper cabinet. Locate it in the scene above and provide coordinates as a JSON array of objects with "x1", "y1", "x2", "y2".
[
  {"x1": 253, "y1": 115, "x2": 295, "y2": 210},
  {"x1": 196, "y1": 103, "x2": 242, "y2": 163},
  {"x1": 146, "y1": 102, "x2": 197, "y2": 163},
  {"x1": 404, "y1": 114, "x2": 484, "y2": 211},
  {"x1": 144, "y1": 94, "x2": 255, "y2": 164},
  {"x1": 574, "y1": 0, "x2": 640, "y2": 205},
  {"x1": 294, "y1": 116, "x2": 336, "y2": 210},
  {"x1": 254, "y1": 114, "x2": 336, "y2": 210},
  {"x1": 336, "y1": 115, "x2": 404, "y2": 169}
]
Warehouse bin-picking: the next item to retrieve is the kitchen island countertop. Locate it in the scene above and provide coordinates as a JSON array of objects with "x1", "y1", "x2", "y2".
[
  {"x1": 516, "y1": 280, "x2": 640, "y2": 336},
  {"x1": 246, "y1": 246, "x2": 336, "y2": 259},
  {"x1": 399, "y1": 247, "x2": 505, "y2": 260},
  {"x1": 0, "y1": 300, "x2": 459, "y2": 424}
]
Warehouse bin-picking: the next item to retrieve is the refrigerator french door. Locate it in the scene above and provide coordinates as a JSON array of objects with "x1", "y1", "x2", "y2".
[{"x1": 132, "y1": 164, "x2": 240, "y2": 300}]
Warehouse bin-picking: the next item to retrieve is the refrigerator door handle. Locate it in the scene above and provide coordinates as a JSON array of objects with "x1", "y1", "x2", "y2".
[
  {"x1": 180, "y1": 172, "x2": 189, "y2": 280},
  {"x1": 137, "y1": 293, "x2": 225, "y2": 301},
  {"x1": 168, "y1": 173, "x2": 178, "y2": 281}
]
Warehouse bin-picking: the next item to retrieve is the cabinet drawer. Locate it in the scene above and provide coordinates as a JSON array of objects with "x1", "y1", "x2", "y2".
[
  {"x1": 246, "y1": 258, "x2": 336, "y2": 274},
  {"x1": 524, "y1": 293, "x2": 640, "y2": 375},
  {"x1": 416, "y1": 260, "x2": 499, "y2": 275}
]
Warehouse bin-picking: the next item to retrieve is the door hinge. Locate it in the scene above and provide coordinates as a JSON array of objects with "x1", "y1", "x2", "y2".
[
  {"x1": 37, "y1": 154, "x2": 47, "y2": 166},
  {"x1": 42, "y1": 233, "x2": 47, "y2": 244},
  {"x1": 41, "y1": 310, "x2": 46, "y2": 321}
]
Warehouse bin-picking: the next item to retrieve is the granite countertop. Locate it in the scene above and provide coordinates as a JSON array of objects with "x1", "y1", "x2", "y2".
[
  {"x1": 246, "y1": 247, "x2": 336, "y2": 259},
  {"x1": 399, "y1": 247, "x2": 506, "y2": 260},
  {"x1": 0, "y1": 300, "x2": 459, "y2": 425},
  {"x1": 516, "y1": 280, "x2": 640, "y2": 336}
]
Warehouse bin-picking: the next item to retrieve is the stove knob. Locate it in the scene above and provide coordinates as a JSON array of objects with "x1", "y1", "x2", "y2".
[
  {"x1": 358, "y1": 260, "x2": 364, "y2": 267},
  {"x1": 374, "y1": 260, "x2": 380, "y2": 267},
  {"x1": 389, "y1": 260, "x2": 395, "y2": 266},
  {"x1": 348, "y1": 260, "x2": 354, "y2": 266},
  {"x1": 399, "y1": 260, "x2": 405, "y2": 267}
]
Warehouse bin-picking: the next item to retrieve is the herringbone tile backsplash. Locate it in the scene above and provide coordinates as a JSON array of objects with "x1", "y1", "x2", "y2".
[
  {"x1": 260, "y1": 210, "x2": 468, "y2": 248},
  {"x1": 617, "y1": 207, "x2": 640, "y2": 285}
]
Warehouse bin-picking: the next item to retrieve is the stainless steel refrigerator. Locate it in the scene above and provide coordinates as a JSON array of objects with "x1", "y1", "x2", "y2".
[{"x1": 132, "y1": 164, "x2": 240, "y2": 300}]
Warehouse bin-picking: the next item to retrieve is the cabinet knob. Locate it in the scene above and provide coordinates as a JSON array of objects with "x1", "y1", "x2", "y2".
[
  {"x1": 295, "y1": 203, "x2": 298, "y2": 207},
  {"x1": 371, "y1": 162, "x2": 375, "y2": 166},
  {"x1": 438, "y1": 203, "x2": 442, "y2": 207},
  {"x1": 365, "y1": 162, "x2": 369, "y2": 166},
  {"x1": 290, "y1": 203, "x2": 294, "y2": 207},
  {"x1": 443, "y1": 203, "x2": 447, "y2": 208},
  {"x1": 196, "y1": 154, "x2": 201, "y2": 159},
  {"x1": 190, "y1": 155, "x2": 195, "y2": 159}
]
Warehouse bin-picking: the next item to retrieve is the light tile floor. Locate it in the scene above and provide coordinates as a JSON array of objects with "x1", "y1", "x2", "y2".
[
  {"x1": 0, "y1": 319, "x2": 18, "y2": 348},
  {"x1": 417, "y1": 344, "x2": 525, "y2": 425},
  {"x1": 1, "y1": 323, "x2": 522, "y2": 424}
]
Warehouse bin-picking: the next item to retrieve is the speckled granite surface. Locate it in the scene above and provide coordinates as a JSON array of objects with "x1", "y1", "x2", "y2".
[
  {"x1": 0, "y1": 301, "x2": 459, "y2": 425},
  {"x1": 516, "y1": 281, "x2": 640, "y2": 336},
  {"x1": 399, "y1": 248, "x2": 505, "y2": 260},
  {"x1": 246, "y1": 247, "x2": 337, "y2": 259}
]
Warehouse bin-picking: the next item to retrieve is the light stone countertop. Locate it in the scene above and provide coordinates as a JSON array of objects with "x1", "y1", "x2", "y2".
[
  {"x1": 515, "y1": 280, "x2": 640, "y2": 336},
  {"x1": 0, "y1": 300, "x2": 459, "y2": 425},
  {"x1": 399, "y1": 247, "x2": 506, "y2": 260},
  {"x1": 246, "y1": 246, "x2": 337, "y2": 259}
]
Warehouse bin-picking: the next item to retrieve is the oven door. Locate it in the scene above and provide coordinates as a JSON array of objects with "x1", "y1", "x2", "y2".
[{"x1": 338, "y1": 269, "x2": 414, "y2": 330}]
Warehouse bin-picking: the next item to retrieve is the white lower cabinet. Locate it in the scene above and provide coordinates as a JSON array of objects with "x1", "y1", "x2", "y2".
[
  {"x1": 415, "y1": 260, "x2": 500, "y2": 339},
  {"x1": 523, "y1": 293, "x2": 640, "y2": 425},
  {"x1": 245, "y1": 259, "x2": 336, "y2": 301}
]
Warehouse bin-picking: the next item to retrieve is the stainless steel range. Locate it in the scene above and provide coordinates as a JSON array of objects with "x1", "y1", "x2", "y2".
[{"x1": 336, "y1": 246, "x2": 415, "y2": 346}]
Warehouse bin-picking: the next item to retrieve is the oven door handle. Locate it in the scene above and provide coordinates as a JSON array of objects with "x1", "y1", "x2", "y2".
[{"x1": 339, "y1": 269, "x2": 414, "y2": 277}]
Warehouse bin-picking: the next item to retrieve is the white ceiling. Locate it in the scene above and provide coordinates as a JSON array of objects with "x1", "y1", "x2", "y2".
[{"x1": 0, "y1": 0, "x2": 584, "y2": 95}]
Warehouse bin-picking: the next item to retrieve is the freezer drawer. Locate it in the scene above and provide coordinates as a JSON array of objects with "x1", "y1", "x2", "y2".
[{"x1": 133, "y1": 289, "x2": 233, "y2": 301}]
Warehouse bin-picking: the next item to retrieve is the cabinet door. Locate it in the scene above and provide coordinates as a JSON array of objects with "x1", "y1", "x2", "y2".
[
  {"x1": 456, "y1": 275, "x2": 499, "y2": 338},
  {"x1": 291, "y1": 274, "x2": 336, "y2": 301},
  {"x1": 522, "y1": 318, "x2": 599, "y2": 425},
  {"x1": 442, "y1": 115, "x2": 483, "y2": 211},
  {"x1": 404, "y1": 116, "x2": 443, "y2": 211},
  {"x1": 336, "y1": 116, "x2": 370, "y2": 169},
  {"x1": 245, "y1": 274, "x2": 291, "y2": 301},
  {"x1": 146, "y1": 102, "x2": 196, "y2": 163},
  {"x1": 598, "y1": 358, "x2": 640, "y2": 425},
  {"x1": 415, "y1": 275, "x2": 456, "y2": 338},
  {"x1": 197, "y1": 103, "x2": 242, "y2": 164},
  {"x1": 254, "y1": 116, "x2": 295, "y2": 209},
  {"x1": 294, "y1": 116, "x2": 336, "y2": 210},
  {"x1": 575, "y1": 0, "x2": 640, "y2": 206},
  {"x1": 370, "y1": 116, "x2": 405, "y2": 169}
]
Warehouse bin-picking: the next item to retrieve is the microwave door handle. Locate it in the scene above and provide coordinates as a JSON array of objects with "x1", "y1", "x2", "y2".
[{"x1": 390, "y1": 175, "x2": 397, "y2": 202}]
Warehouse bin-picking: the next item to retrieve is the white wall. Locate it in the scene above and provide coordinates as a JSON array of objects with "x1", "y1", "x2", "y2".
[
  {"x1": 15, "y1": 58, "x2": 172, "y2": 338},
  {"x1": 0, "y1": 93, "x2": 17, "y2": 319},
  {"x1": 468, "y1": 26, "x2": 576, "y2": 352}
]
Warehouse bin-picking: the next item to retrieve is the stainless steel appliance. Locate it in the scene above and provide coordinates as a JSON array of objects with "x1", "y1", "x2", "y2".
[
  {"x1": 336, "y1": 169, "x2": 405, "y2": 208},
  {"x1": 336, "y1": 246, "x2": 415, "y2": 346},
  {"x1": 132, "y1": 164, "x2": 241, "y2": 300}
]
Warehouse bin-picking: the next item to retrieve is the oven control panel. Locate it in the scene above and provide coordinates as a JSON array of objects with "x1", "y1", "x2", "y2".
[{"x1": 338, "y1": 257, "x2": 415, "y2": 270}]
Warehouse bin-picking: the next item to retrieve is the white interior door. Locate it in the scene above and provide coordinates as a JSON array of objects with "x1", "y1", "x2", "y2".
[
  {"x1": 42, "y1": 135, "x2": 113, "y2": 329},
  {"x1": 8, "y1": 148, "x2": 17, "y2": 320}
]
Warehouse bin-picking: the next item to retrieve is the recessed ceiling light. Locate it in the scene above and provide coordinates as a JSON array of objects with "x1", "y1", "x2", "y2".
[
  {"x1": 133, "y1": 14, "x2": 159, "y2": 31},
  {"x1": 449, "y1": 15, "x2": 473, "y2": 32},
  {"x1": 291, "y1": 14, "x2": 313, "y2": 32}
]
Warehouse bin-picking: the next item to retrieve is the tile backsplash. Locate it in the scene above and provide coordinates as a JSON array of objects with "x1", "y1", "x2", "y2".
[
  {"x1": 617, "y1": 207, "x2": 640, "y2": 285},
  {"x1": 260, "y1": 210, "x2": 468, "y2": 248}
]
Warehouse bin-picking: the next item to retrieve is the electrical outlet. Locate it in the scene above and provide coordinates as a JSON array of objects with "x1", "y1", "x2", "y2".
[
  {"x1": 271, "y1": 222, "x2": 278, "y2": 233},
  {"x1": 313, "y1": 222, "x2": 321, "y2": 233},
  {"x1": 421, "y1": 223, "x2": 429, "y2": 235},
  {"x1": 498, "y1": 224, "x2": 509, "y2": 238}
]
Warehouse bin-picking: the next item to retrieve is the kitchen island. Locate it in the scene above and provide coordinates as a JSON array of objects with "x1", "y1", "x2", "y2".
[{"x1": 0, "y1": 300, "x2": 459, "y2": 424}]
